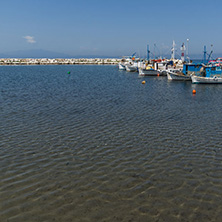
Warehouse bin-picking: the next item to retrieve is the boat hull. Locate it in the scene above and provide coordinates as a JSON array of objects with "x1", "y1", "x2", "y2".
[
  {"x1": 167, "y1": 71, "x2": 191, "y2": 81},
  {"x1": 139, "y1": 68, "x2": 159, "y2": 76},
  {"x1": 191, "y1": 75, "x2": 222, "y2": 84},
  {"x1": 118, "y1": 63, "x2": 126, "y2": 70},
  {"x1": 125, "y1": 65, "x2": 137, "y2": 72},
  {"x1": 158, "y1": 70, "x2": 167, "y2": 76}
]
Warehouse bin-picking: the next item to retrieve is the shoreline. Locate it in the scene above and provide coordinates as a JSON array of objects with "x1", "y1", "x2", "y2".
[{"x1": 0, "y1": 58, "x2": 121, "y2": 65}]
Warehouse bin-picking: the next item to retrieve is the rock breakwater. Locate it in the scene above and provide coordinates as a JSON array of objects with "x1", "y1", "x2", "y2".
[{"x1": 0, "y1": 58, "x2": 121, "y2": 65}]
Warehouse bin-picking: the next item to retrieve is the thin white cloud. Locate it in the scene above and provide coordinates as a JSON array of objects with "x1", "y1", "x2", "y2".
[{"x1": 23, "y1": 36, "x2": 36, "y2": 43}]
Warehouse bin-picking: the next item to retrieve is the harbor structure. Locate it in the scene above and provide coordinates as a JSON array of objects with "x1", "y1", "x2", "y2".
[{"x1": 0, "y1": 58, "x2": 121, "y2": 65}]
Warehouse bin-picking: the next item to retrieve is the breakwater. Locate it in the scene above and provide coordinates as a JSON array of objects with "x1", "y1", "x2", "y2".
[{"x1": 0, "y1": 58, "x2": 121, "y2": 65}]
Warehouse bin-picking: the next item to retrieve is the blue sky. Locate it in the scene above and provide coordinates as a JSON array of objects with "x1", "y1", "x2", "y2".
[{"x1": 1, "y1": 0, "x2": 222, "y2": 58}]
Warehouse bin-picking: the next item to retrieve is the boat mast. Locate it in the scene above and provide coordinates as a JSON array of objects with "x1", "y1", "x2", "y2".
[
  {"x1": 154, "y1": 43, "x2": 156, "y2": 59},
  {"x1": 203, "y1": 45, "x2": 207, "y2": 64},
  {"x1": 171, "y1": 40, "x2": 176, "y2": 60},
  {"x1": 186, "y1": 38, "x2": 189, "y2": 62},
  {"x1": 181, "y1": 43, "x2": 186, "y2": 62},
  {"x1": 207, "y1": 44, "x2": 213, "y2": 62},
  {"x1": 147, "y1": 45, "x2": 150, "y2": 61}
]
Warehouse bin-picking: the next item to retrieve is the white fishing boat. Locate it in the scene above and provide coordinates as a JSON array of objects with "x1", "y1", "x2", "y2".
[
  {"x1": 119, "y1": 53, "x2": 137, "y2": 71},
  {"x1": 191, "y1": 65, "x2": 222, "y2": 84},
  {"x1": 191, "y1": 75, "x2": 222, "y2": 84},
  {"x1": 160, "y1": 68, "x2": 182, "y2": 76},
  {"x1": 118, "y1": 63, "x2": 126, "y2": 70},
  {"x1": 167, "y1": 71, "x2": 191, "y2": 81},
  {"x1": 125, "y1": 64, "x2": 137, "y2": 72},
  {"x1": 139, "y1": 68, "x2": 159, "y2": 76}
]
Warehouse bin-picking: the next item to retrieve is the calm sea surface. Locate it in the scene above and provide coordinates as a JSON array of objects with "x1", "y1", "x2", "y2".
[{"x1": 0, "y1": 65, "x2": 222, "y2": 222}]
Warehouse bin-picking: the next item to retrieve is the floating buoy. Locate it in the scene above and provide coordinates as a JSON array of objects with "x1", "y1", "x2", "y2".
[
  {"x1": 67, "y1": 71, "x2": 71, "y2": 74},
  {"x1": 157, "y1": 73, "x2": 160, "y2": 77},
  {"x1": 192, "y1": 89, "x2": 196, "y2": 94},
  {"x1": 142, "y1": 80, "x2": 146, "y2": 84}
]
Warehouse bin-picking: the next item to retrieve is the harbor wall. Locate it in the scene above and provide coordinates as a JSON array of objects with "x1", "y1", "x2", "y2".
[{"x1": 0, "y1": 58, "x2": 121, "y2": 65}]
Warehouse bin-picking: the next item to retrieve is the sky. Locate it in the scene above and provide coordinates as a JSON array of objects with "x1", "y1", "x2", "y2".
[{"x1": 1, "y1": 0, "x2": 222, "y2": 58}]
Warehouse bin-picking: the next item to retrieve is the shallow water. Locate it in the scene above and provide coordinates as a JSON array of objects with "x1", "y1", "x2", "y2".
[{"x1": 0, "y1": 65, "x2": 222, "y2": 222}]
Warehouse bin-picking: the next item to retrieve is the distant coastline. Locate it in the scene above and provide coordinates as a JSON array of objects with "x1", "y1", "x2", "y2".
[{"x1": 0, "y1": 58, "x2": 121, "y2": 65}]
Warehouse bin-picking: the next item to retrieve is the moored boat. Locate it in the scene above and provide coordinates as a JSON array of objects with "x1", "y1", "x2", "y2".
[
  {"x1": 125, "y1": 64, "x2": 137, "y2": 72},
  {"x1": 191, "y1": 75, "x2": 222, "y2": 84},
  {"x1": 167, "y1": 63, "x2": 203, "y2": 81},
  {"x1": 167, "y1": 71, "x2": 191, "y2": 81},
  {"x1": 191, "y1": 65, "x2": 222, "y2": 84},
  {"x1": 119, "y1": 53, "x2": 138, "y2": 71},
  {"x1": 118, "y1": 63, "x2": 126, "y2": 70},
  {"x1": 139, "y1": 67, "x2": 159, "y2": 76},
  {"x1": 209, "y1": 57, "x2": 222, "y2": 66}
]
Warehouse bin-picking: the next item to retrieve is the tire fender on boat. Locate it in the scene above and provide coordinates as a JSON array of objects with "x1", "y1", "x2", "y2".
[{"x1": 213, "y1": 76, "x2": 218, "y2": 81}]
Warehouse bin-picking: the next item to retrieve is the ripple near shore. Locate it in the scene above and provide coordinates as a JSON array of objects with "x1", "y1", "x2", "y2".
[{"x1": 1, "y1": 65, "x2": 222, "y2": 222}]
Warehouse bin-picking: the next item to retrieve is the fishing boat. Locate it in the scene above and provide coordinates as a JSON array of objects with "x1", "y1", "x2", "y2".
[
  {"x1": 118, "y1": 57, "x2": 130, "y2": 70},
  {"x1": 119, "y1": 53, "x2": 137, "y2": 71},
  {"x1": 191, "y1": 75, "x2": 222, "y2": 83},
  {"x1": 118, "y1": 63, "x2": 126, "y2": 70},
  {"x1": 156, "y1": 59, "x2": 183, "y2": 76},
  {"x1": 138, "y1": 67, "x2": 159, "y2": 76},
  {"x1": 208, "y1": 57, "x2": 222, "y2": 65},
  {"x1": 125, "y1": 63, "x2": 138, "y2": 72},
  {"x1": 167, "y1": 63, "x2": 203, "y2": 81},
  {"x1": 167, "y1": 70, "x2": 191, "y2": 80},
  {"x1": 191, "y1": 65, "x2": 222, "y2": 84}
]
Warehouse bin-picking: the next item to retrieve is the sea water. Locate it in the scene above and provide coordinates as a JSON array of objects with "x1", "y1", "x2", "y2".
[{"x1": 0, "y1": 65, "x2": 222, "y2": 222}]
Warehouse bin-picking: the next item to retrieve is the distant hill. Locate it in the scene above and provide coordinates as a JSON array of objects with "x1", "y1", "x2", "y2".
[
  {"x1": 0, "y1": 49, "x2": 73, "y2": 58},
  {"x1": 0, "y1": 49, "x2": 123, "y2": 59},
  {"x1": 1, "y1": 49, "x2": 219, "y2": 60}
]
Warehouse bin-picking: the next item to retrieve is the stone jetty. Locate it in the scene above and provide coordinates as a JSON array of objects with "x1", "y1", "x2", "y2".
[{"x1": 0, "y1": 58, "x2": 121, "y2": 65}]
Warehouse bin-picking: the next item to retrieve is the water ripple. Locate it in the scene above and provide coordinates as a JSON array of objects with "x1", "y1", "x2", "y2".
[{"x1": 1, "y1": 65, "x2": 222, "y2": 221}]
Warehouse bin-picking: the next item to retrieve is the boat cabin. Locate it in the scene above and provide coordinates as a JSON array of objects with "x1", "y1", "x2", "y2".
[
  {"x1": 182, "y1": 63, "x2": 203, "y2": 75},
  {"x1": 204, "y1": 66, "x2": 222, "y2": 77}
]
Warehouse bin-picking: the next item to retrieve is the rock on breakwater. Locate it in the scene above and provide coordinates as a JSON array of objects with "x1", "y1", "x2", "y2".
[{"x1": 0, "y1": 58, "x2": 121, "y2": 65}]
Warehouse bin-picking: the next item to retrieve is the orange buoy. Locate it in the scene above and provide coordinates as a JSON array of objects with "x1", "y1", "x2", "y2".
[
  {"x1": 157, "y1": 73, "x2": 160, "y2": 77},
  {"x1": 192, "y1": 89, "x2": 196, "y2": 94},
  {"x1": 142, "y1": 80, "x2": 146, "y2": 84}
]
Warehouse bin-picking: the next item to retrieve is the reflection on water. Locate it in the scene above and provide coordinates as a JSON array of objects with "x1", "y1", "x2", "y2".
[{"x1": 0, "y1": 65, "x2": 222, "y2": 221}]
